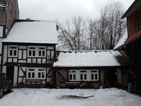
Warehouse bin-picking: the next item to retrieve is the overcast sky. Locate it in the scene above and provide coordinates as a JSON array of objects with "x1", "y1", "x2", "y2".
[{"x1": 18, "y1": 0, "x2": 134, "y2": 23}]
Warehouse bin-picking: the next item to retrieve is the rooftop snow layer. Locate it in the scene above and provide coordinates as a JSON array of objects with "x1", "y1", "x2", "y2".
[
  {"x1": 2, "y1": 21, "x2": 58, "y2": 44},
  {"x1": 114, "y1": 30, "x2": 128, "y2": 50},
  {"x1": 54, "y1": 51, "x2": 122, "y2": 67}
]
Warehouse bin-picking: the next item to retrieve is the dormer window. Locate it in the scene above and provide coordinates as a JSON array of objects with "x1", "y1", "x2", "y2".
[{"x1": 8, "y1": 46, "x2": 18, "y2": 57}]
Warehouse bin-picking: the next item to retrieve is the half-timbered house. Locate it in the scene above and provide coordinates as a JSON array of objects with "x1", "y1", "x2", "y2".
[
  {"x1": 1, "y1": 19, "x2": 58, "y2": 87},
  {"x1": 53, "y1": 50, "x2": 129, "y2": 88}
]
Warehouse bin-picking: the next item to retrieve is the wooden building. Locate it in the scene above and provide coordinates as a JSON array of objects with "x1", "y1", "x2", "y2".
[
  {"x1": 114, "y1": 0, "x2": 141, "y2": 91},
  {"x1": 53, "y1": 51, "x2": 129, "y2": 88},
  {"x1": 1, "y1": 19, "x2": 58, "y2": 87}
]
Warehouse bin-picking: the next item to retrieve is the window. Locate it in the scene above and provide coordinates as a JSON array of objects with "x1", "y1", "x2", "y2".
[
  {"x1": 38, "y1": 69, "x2": 45, "y2": 79},
  {"x1": 38, "y1": 47, "x2": 46, "y2": 57},
  {"x1": 69, "y1": 70, "x2": 76, "y2": 81},
  {"x1": 28, "y1": 46, "x2": 46, "y2": 57},
  {"x1": 27, "y1": 69, "x2": 35, "y2": 79},
  {"x1": 9, "y1": 46, "x2": 18, "y2": 57},
  {"x1": 80, "y1": 71, "x2": 87, "y2": 81},
  {"x1": 27, "y1": 68, "x2": 46, "y2": 79},
  {"x1": 28, "y1": 47, "x2": 36, "y2": 57},
  {"x1": 91, "y1": 70, "x2": 99, "y2": 81}
]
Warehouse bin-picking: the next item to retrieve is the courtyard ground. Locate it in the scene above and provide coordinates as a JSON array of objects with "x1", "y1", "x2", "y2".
[{"x1": 0, "y1": 88, "x2": 141, "y2": 106}]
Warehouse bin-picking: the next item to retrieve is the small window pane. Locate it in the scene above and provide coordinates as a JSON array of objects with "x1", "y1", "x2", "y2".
[
  {"x1": 92, "y1": 71, "x2": 97, "y2": 72},
  {"x1": 70, "y1": 74, "x2": 72, "y2": 80},
  {"x1": 33, "y1": 51, "x2": 35, "y2": 56},
  {"x1": 14, "y1": 50, "x2": 16, "y2": 56},
  {"x1": 81, "y1": 71, "x2": 86, "y2": 73},
  {"x1": 10, "y1": 47, "x2": 17, "y2": 49},
  {"x1": 32, "y1": 73, "x2": 35, "y2": 78},
  {"x1": 10, "y1": 50, "x2": 12, "y2": 56},
  {"x1": 80, "y1": 74, "x2": 83, "y2": 80},
  {"x1": 42, "y1": 73, "x2": 44, "y2": 78},
  {"x1": 39, "y1": 47, "x2": 45, "y2": 49},
  {"x1": 42, "y1": 51, "x2": 45, "y2": 56},
  {"x1": 84, "y1": 74, "x2": 87, "y2": 80},
  {"x1": 39, "y1": 51, "x2": 41, "y2": 56},
  {"x1": 73, "y1": 74, "x2": 76, "y2": 80},
  {"x1": 29, "y1": 47, "x2": 35, "y2": 49},
  {"x1": 95, "y1": 74, "x2": 97, "y2": 80},
  {"x1": 29, "y1": 69, "x2": 34, "y2": 71},
  {"x1": 28, "y1": 73, "x2": 31, "y2": 78},
  {"x1": 91, "y1": 74, "x2": 94, "y2": 80},
  {"x1": 29, "y1": 51, "x2": 31, "y2": 56},
  {"x1": 38, "y1": 69, "x2": 44, "y2": 71},
  {"x1": 38, "y1": 73, "x2": 41, "y2": 78}
]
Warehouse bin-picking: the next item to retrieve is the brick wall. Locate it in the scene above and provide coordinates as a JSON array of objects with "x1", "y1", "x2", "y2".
[
  {"x1": 0, "y1": 0, "x2": 19, "y2": 29},
  {"x1": 127, "y1": 11, "x2": 141, "y2": 37}
]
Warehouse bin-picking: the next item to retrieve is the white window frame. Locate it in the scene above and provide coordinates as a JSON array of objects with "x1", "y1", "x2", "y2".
[
  {"x1": 38, "y1": 68, "x2": 45, "y2": 79},
  {"x1": 27, "y1": 68, "x2": 35, "y2": 79},
  {"x1": 69, "y1": 70, "x2": 76, "y2": 81},
  {"x1": 8, "y1": 46, "x2": 18, "y2": 57},
  {"x1": 91, "y1": 70, "x2": 99, "y2": 81},
  {"x1": 38, "y1": 47, "x2": 46, "y2": 57},
  {"x1": 80, "y1": 71, "x2": 87, "y2": 81},
  {"x1": 27, "y1": 68, "x2": 46, "y2": 79},
  {"x1": 28, "y1": 46, "x2": 46, "y2": 57},
  {"x1": 28, "y1": 46, "x2": 36, "y2": 57}
]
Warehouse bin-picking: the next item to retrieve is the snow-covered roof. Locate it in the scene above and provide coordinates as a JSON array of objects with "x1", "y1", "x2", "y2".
[
  {"x1": 114, "y1": 31, "x2": 128, "y2": 50},
  {"x1": 2, "y1": 21, "x2": 58, "y2": 44},
  {"x1": 54, "y1": 50, "x2": 123, "y2": 67}
]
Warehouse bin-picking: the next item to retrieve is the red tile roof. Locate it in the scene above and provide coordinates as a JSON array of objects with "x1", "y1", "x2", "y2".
[{"x1": 125, "y1": 30, "x2": 141, "y2": 44}]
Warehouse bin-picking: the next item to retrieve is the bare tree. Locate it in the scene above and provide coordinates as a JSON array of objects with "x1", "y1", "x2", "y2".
[
  {"x1": 57, "y1": 16, "x2": 86, "y2": 50},
  {"x1": 58, "y1": 1, "x2": 126, "y2": 50},
  {"x1": 86, "y1": 1, "x2": 126, "y2": 50}
]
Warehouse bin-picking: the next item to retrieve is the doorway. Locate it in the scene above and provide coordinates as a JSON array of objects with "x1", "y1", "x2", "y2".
[{"x1": 6, "y1": 66, "x2": 14, "y2": 86}]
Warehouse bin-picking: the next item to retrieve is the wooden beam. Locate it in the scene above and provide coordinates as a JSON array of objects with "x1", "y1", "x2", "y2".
[
  {"x1": 46, "y1": 69, "x2": 52, "y2": 76},
  {"x1": 17, "y1": 66, "x2": 19, "y2": 86},
  {"x1": 20, "y1": 67, "x2": 26, "y2": 75},
  {"x1": 1, "y1": 43, "x2": 4, "y2": 72},
  {"x1": 58, "y1": 70, "x2": 66, "y2": 81}
]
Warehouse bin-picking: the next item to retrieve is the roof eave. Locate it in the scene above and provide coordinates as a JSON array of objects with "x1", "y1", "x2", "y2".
[{"x1": 121, "y1": 0, "x2": 140, "y2": 19}]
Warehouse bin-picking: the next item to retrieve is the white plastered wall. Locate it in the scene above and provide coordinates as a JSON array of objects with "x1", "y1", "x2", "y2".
[{"x1": 0, "y1": 26, "x2": 3, "y2": 37}]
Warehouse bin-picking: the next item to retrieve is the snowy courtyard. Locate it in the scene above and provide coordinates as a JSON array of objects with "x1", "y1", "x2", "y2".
[{"x1": 0, "y1": 88, "x2": 141, "y2": 106}]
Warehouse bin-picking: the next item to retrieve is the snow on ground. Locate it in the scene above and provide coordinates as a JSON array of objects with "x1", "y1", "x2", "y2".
[{"x1": 0, "y1": 88, "x2": 141, "y2": 106}]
